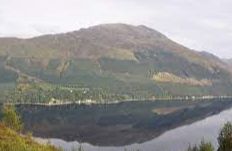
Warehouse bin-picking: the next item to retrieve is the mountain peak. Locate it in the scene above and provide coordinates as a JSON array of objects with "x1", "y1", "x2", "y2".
[{"x1": 76, "y1": 23, "x2": 166, "y2": 39}]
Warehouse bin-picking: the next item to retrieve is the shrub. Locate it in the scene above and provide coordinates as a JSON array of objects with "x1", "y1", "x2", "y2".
[
  {"x1": 186, "y1": 140, "x2": 214, "y2": 151},
  {"x1": 1, "y1": 105, "x2": 23, "y2": 132},
  {"x1": 218, "y1": 122, "x2": 232, "y2": 151}
]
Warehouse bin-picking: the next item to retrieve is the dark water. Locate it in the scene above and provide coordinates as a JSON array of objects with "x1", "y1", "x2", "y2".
[
  {"x1": 37, "y1": 108, "x2": 232, "y2": 151},
  {"x1": 12, "y1": 99, "x2": 232, "y2": 150}
]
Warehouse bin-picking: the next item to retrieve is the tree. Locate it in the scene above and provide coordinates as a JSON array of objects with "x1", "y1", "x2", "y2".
[
  {"x1": 218, "y1": 122, "x2": 232, "y2": 151},
  {"x1": 186, "y1": 140, "x2": 214, "y2": 151},
  {"x1": 199, "y1": 140, "x2": 214, "y2": 151},
  {"x1": 1, "y1": 105, "x2": 23, "y2": 132}
]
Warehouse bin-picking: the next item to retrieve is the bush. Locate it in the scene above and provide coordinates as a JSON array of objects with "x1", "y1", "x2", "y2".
[
  {"x1": 198, "y1": 140, "x2": 214, "y2": 151},
  {"x1": 218, "y1": 122, "x2": 232, "y2": 151},
  {"x1": 186, "y1": 140, "x2": 214, "y2": 151},
  {"x1": 1, "y1": 105, "x2": 23, "y2": 132},
  {"x1": 0, "y1": 123, "x2": 59, "y2": 151}
]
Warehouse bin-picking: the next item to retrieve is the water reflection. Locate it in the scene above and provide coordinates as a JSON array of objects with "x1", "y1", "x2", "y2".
[
  {"x1": 41, "y1": 108, "x2": 232, "y2": 151},
  {"x1": 20, "y1": 100, "x2": 232, "y2": 146}
]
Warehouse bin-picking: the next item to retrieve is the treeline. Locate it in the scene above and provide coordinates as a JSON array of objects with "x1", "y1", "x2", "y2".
[
  {"x1": 186, "y1": 122, "x2": 232, "y2": 151},
  {"x1": 4, "y1": 84, "x2": 128, "y2": 104},
  {"x1": 2, "y1": 83, "x2": 228, "y2": 105}
]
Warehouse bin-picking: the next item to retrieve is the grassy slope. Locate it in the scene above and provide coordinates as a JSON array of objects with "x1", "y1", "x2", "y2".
[{"x1": 0, "y1": 123, "x2": 59, "y2": 151}]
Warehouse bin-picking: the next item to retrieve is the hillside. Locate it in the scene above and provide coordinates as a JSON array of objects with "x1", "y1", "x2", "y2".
[
  {"x1": 0, "y1": 23, "x2": 232, "y2": 102},
  {"x1": 224, "y1": 58, "x2": 232, "y2": 67},
  {"x1": 0, "y1": 123, "x2": 59, "y2": 151}
]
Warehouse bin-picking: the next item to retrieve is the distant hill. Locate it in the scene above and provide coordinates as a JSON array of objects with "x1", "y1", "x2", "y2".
[
  {"x1": 0, "y1": 23, "x2": 232, "y2": 101},
  {"x1": 224, "y1": 58, "x2": 232, "y2": 67}
]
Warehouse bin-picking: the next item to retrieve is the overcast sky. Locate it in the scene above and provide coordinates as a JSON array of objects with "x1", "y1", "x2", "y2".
[{"x1": 0, "y1": 0, "x2": 232, "y2": 58}]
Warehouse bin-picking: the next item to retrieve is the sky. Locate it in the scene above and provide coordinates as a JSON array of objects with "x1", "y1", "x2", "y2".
[{"x1": 0, "y1": 0, "x2": 232, "y2": 58}]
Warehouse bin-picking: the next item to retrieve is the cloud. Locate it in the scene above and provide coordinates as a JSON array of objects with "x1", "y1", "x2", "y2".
[{"x1": 0, "y1": 0, "x2": 231, "y2": 58}]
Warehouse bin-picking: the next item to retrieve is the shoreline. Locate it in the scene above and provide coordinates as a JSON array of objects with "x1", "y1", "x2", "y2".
[{"x1": 2, "y1": 95, "x2": 232, "y2": 106}]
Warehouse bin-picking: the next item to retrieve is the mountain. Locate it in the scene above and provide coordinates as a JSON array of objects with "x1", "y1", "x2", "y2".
[
  {"x1": 0, "y1": 23, "x2": 232, "y2": 102},
  {"x1": 223, "y1": 58, "x2": 232, "y2": 67}
]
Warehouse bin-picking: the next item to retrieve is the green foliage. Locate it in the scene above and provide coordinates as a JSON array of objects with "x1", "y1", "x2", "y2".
[
  {"x1": 0, "y1": 105, "x2": 60, "y2": 151},
  {"x1": 6, "y1": 83, "x2": 129, "y2": 104},
  {"x1": 1, "y1": 105, "x2": 23, "y2": 132},
  {"x1": 218, "y1": 122, "x2": 232, "y2": 151},
  {"x1": 186, "y1": 140, "x2": 214, "y2": 151},
  {"x1": 199, "y1": 141, "x2": 214, "y2": 151},
  {"x1": 186, "y1": 122, "x2": 232, "y2": 151},
  {"x1": 0, "y1": 123, "x2": 60, "y2": 151}
]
